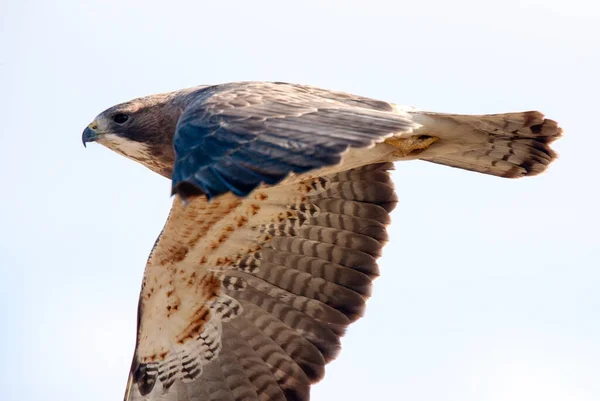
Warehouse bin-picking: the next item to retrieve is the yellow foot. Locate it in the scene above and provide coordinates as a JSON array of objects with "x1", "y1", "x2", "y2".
[{"x1": 384, "y1": 135, "x2": 438, "y2": 158}]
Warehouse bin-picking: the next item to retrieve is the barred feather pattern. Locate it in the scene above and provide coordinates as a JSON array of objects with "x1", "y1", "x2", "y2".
[
  {"x1": 404, "y1": 110, "x2": 563, "y2": 178},
  {"x1": 125, "y1": 162, "x2": 397, "y2": 401}
]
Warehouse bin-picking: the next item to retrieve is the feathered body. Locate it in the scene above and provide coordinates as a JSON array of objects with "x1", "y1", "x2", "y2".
[{"x1": 81, "y1": 82, "x2": 562, "y2": 401}]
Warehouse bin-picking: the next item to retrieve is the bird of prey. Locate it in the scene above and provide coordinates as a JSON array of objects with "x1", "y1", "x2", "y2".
[{"x1": 82, "y1": 81, "x2": 562, "y2": 401}]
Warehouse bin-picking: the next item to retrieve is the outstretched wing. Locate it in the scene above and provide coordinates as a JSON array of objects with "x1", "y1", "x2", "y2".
[
  {"x1": 125, "y1": 163, "x2": 398, "y2": 401},
  {"x1": 171, "y1": 81, "x2": 416, "y2": 199},
  {"x1": 125, "y1": 82, "x2": 419, "y2": 401}
]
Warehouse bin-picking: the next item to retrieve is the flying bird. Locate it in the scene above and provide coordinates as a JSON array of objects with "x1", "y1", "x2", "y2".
[{"x1": 82, "y1": 81, "x2": 562, "y2": 401}]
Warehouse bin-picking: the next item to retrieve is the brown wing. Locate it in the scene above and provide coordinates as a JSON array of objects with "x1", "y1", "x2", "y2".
[{"x1": 124, "y1": 161, "x2": 398, "y2": 401}]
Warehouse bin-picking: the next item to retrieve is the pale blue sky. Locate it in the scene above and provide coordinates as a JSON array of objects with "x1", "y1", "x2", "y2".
[{"x1": 1, "y1": 1, "x2": 599, "y2": 401}]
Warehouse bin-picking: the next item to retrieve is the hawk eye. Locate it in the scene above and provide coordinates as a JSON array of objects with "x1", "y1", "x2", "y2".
[{"x1": 112, "y1": 113, "x2": 130, "y2": 124}]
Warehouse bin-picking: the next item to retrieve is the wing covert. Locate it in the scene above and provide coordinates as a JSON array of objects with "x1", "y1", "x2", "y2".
[{"x1": 171, "y1": 82, "x2": 416, "y2": 199}]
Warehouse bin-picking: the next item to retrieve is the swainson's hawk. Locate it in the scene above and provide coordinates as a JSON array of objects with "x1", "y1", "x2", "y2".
[{"x1": 82, "y1": 81, "x2": 562, "y2": 401}]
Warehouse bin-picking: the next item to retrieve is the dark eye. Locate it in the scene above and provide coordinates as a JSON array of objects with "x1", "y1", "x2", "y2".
[{"x1": 112, "y1": 113, "x2": 129, "y2": 124}]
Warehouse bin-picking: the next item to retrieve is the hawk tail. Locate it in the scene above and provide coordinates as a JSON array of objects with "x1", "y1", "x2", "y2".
[{"x1": 404, "y1": 110, "x2": 563, "y2": 178}]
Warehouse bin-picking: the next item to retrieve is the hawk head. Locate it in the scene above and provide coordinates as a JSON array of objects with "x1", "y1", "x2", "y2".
[{"x1": 82, "y1": 87, "x2": 204, "y2": 177}]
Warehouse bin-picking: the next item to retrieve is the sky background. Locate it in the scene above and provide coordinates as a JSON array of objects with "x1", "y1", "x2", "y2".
[{"x1": 1, "y1": 1, "x2": 599, "y2": 400}]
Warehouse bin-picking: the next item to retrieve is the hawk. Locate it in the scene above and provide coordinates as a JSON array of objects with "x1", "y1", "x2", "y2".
[{"x1": 82, "y1": 82, "x2": 562, "y2": 401}]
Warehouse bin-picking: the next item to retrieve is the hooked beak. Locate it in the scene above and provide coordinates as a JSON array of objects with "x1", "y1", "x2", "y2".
[{"x1": 82, "y1": 124, "x2": 100, "y2": 148}]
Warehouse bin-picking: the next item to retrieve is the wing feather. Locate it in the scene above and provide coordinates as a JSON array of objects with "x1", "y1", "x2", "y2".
[{"x1": 125, "y1": 163, "x2": 398, "y2": 401}]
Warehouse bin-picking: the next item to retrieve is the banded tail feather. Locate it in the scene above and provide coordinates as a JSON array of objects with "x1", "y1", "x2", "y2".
[{"x1": 395, "y1": 109, "x2": 562, "y2": 178}]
